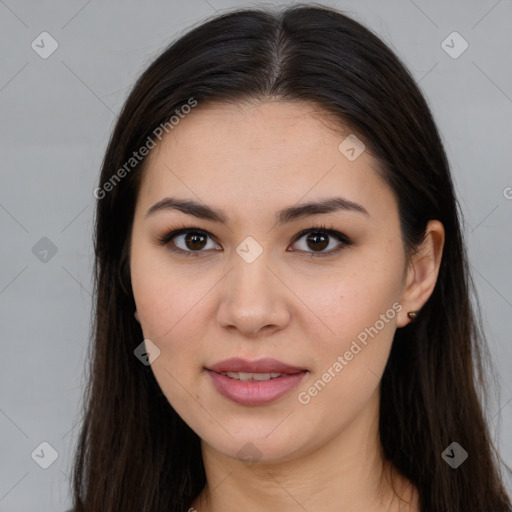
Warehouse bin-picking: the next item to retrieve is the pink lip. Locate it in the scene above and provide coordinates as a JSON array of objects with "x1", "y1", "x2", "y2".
[{"x1": 205, "y1": 358, "x2": 308, "y2": 406}]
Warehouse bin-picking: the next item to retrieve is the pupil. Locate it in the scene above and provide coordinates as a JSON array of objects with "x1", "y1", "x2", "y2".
[
  {"x1": 186, "y1": 232, "x2": 206, "y2": 250},
  {"x1": 308, "y1": 232, "x2": 328, "y2": 251}
]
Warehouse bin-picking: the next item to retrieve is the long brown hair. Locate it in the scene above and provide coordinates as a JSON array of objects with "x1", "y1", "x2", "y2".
[{"x1": 71, "y1": 4, "x2": 512, "y2": 511}]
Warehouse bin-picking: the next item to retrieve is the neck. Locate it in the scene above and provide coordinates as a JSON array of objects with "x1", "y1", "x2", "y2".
[{"x1": 190, "y1": 389, "x2": 418, "y2": 512}]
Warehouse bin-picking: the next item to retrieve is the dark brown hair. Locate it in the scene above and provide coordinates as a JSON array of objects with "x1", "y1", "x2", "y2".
[{"x1": 71, "y1": 4, "x2": 511, "y2": 511}]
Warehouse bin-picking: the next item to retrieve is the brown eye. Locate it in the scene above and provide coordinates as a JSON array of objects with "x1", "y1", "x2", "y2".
[
  {"x1": 170, "y1": 230, "x2": 220, "y2": 254},
  {"x1": 183, "y1": 232, "x2": 208, "y2": 251},
  {"x1": 305, "y1": 232, "x2": 329, "y2": 251},
  {"x1": 156, "y1": 228, "x2": 221, "y2": 257},
  {"x1": 290, "y1": 227, "x2": 352, "y2": 257}
]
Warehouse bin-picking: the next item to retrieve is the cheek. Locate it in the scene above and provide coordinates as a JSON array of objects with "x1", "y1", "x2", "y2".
[
  {"x1": 131, "y1": 244, "x2": 209, "y2": 342},
  {"x1": 130, "y1": 254, "x2": 208, "y2": 402},
  {"x1": 295, "y1": 276, "x2": 399, "y2": 420},
  {"x1": 299, "y1": 256, "x2": 402, "y2": 336},
  {"x1": 294, "y1": 248, "x2": 403, "y2": 384},
  {"x1": 131, "y1": 257, "x2": 226, "y2": 400}
]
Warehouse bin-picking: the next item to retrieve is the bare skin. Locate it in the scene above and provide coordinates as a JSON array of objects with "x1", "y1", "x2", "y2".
[{"x1": 129, "y1": 100, "x2": 444, "y2": 512}]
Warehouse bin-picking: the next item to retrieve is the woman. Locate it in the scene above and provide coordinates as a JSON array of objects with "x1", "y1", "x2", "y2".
[{"x1": 70, "y1": 4, "x2": 512, "y2": 511}]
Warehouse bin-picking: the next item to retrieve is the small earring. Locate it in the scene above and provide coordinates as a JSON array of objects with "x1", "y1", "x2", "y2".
[{"x1": 407, "y1": 311, "x2": 418, "y2": 321}]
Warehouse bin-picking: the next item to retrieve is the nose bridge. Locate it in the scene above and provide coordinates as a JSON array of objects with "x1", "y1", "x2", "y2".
[
  {"x1": 216, "y1": 235, "x2": 290, "y2": 334},
  {"x1": 229, "y1": 235, "x2": 274, "y2": 300}
]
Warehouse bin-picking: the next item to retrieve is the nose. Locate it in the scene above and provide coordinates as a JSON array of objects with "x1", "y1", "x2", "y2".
[{"x1": 216, "y1": 248, "x2": 292, "y2": 338}]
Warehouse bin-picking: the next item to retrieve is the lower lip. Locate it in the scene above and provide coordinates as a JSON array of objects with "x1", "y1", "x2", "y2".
[{"x1": 206, "y1": 370, "x2": 308, "y2": 405}]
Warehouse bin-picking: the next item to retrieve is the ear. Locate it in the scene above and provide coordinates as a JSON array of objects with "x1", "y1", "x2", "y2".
[
  {"x1": 134, "y1": 309, "x2": 141, "y2": 323},
  {"x1": 397, "y1": 220, "x2": 445, "y2": 327}
]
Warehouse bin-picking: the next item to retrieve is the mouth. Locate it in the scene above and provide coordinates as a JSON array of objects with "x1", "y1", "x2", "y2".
[
  {"x1": 205, "y1": 358, "x2": 308, "y2": 405},
  {"x1": 207, "y1": 357, "x2": 306, "y2": 374},
  {"x1": 216, "y1": 371, "x2": 290, "y2": 381}
]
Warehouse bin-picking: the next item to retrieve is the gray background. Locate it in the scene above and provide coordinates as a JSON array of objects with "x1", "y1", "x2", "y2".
[{"x1": 1, "y1": 0, "x2": 511, "y2": 510}]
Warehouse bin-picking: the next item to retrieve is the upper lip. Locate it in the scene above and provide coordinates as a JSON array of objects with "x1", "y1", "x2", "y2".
[{"x1": 207, "y1": 357, "x2": 306, "y2": 374}]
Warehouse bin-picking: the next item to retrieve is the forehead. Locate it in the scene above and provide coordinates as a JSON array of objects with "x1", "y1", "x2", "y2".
[
  {"x1": 136, "y1": 101, "x2": 393, "y2": 220},
  {"x1": 150, "y1": 100, "x2": 349, "y2": 160}
]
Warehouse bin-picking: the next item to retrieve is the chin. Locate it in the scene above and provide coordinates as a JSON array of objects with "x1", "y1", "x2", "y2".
[{"x1": 194, "y1": 416, "x2": 320, "y2": 466}]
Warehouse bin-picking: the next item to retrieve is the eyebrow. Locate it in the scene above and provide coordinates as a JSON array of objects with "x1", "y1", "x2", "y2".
[{"x1": 145, "y1": 196, "x2": 369, "y2": 225}]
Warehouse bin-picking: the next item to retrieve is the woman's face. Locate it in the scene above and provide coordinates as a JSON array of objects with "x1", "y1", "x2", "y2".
[{"x1": 130, "y1": 100, "x2": 414, "y2": 464}]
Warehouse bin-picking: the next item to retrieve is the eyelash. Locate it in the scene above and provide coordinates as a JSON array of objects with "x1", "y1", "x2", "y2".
[{"x1": 154, "y1": 223, "x2": 353, "y2": 258}]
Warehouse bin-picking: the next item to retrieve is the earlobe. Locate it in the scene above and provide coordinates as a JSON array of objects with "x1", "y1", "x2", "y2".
[
  {"x1": 397, "y1": 220, "x2": 445, "y2": 327},
  {"x1": 134, "y1": 309, "x2": 140, "y2": 323}
]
